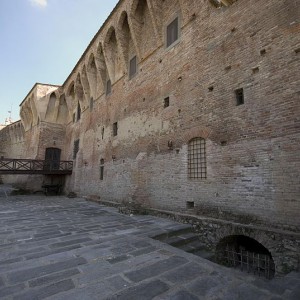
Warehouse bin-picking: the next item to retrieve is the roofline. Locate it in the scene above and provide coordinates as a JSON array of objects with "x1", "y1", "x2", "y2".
[
  {"x1": 62, "y1": 0, "x2": 123, "y2": 88},
  {"x1": 19, "y1": 83, "x2": 61, "y2": 107}
]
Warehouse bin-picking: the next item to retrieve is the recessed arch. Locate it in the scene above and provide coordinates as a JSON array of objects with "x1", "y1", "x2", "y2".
[
  {"x1": 56, "y1": 94, "x2": 69, "y2": 124},
  {"x1": 45, "y1": 92, "x2": 57, "y2": 122},
  {"x1": 95, "y1": 43, "x2": 108, "y2": 94},
  {"x1": 67, "y1": 82, "x2": 75, "y2": 99},
  {"x1": 29, "y1": 96, "x2": 39, "y2": 126},
  {"x1": 22, "y1": 101, "x2": 33, "y2": 131},
  {"x1": 216, "y1": 235, "x2": 275, "y2": 279},
  {"x1": 75, "y1": 73, "x2": 87, "y2": 108},
  {"x1": 129, "y1": 0, "x2": 158, "y2": 59},
  {"x1": 87, "y1": 53, "x2": 98, "y2": 98},
  {"x1": 117, "y1": 11, "x2": 139, "y2": 76},
  {"x1": 81, "y1": 65, "x2": 91, "y2": 103},
  {"x1": 103, "y1": 26, "x2": 124, "y2": 82}
]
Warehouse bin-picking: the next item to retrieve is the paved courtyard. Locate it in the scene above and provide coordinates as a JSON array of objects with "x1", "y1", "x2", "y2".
[{"x1": 0, "y1": 189, "x2": 299, "y2": 299}]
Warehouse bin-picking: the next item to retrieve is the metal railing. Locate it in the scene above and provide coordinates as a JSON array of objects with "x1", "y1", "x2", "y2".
[
  {"x1": 0, "y1": 158, "x2": 73, "y2": 175},
  {"x1": 216, "y1": 244, "x2": 275, "y2": 279}
]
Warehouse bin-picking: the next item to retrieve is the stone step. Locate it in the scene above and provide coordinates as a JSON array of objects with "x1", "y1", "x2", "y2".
[
  {"x1": 152, "y1": 224, "x2": 193, "y2": 241},
  {"x1": 177, "y1": 239, "x2": 206, "y2": 252},
  {"x1": 177, "y1": 239, "x2": 214, "y2": 259},
  {"x1": 192, "y1": 249, "x2": 215, "y2": 260},
  {"x1": 164, "y1": 232, "x2": 199, "y2": 247}
]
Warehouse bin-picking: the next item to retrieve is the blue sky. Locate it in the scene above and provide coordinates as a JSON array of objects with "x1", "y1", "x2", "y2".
[{"x1": 0, "y1": 0, "x2": 118, "y2": 124}]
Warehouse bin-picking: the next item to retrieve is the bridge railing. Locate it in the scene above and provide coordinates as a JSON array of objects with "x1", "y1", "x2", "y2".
[{"x1": 0, "y1": 158, "x2": 73, "y2": 174}]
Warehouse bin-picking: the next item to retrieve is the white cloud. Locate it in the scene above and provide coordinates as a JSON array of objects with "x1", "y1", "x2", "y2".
[{"x1": 30, "y1": 0, "x2": 48, "y2": 8}]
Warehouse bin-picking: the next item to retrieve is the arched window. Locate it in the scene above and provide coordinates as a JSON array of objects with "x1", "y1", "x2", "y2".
[
  {"x1": 188, "y1": 138, "x2": 207, "y2": 179},
  {"x1": 100, "y1": 159, "x2": 104, "y2": 180}
]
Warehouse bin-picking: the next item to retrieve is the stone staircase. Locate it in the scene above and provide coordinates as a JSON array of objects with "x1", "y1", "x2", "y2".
[{"x1": 151, "y1": 224, "x2": 214, "y2": 261}]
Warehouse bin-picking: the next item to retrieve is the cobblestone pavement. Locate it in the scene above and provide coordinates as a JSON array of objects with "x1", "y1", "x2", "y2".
[{"x1": 0, "y1": 192, "x2": 299, "y2": 299}]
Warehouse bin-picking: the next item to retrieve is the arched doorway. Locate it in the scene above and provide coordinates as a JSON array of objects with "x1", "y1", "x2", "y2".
[{"x1": 215, "y1": 235, "x2": 275, "y2": 279}]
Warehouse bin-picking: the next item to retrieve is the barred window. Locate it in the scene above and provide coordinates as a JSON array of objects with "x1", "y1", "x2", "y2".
[{"x1": 188, "y1": 138, "x2": 207, "y2": 179}]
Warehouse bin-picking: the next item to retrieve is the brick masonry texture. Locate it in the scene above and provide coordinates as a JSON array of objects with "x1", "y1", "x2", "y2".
[{"x1": 0, "y1": 0, "x2": 299, "y2": 272}]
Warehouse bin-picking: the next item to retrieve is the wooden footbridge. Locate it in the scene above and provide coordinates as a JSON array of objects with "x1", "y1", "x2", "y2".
[{"x1": 0, "y1": 158, "x2": 73, "y2": 175}]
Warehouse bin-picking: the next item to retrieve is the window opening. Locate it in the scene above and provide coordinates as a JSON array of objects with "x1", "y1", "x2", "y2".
[
  {"x1": 167, "y1": 17, "x2": 179, "y2": 48},
  {"x1": 100, "y1": 158, "x2": 104, "y2": 180},
  {"x1": 113, "y1": 122, "x2": 118, "y2": 136},
  {"x1": 129, "y1": 56, "x2": 137, "y2": 79},
  {"x1": 235, "y1": 88, "x2": 244, "y2": 106},
  {"x1": 73, "y1": 139, "x2": 79, "y2": 159},
  {"x1": 77, "y1": 102, "x2": 81, "y2": 121},
  {"x1": 73, "y1": 113, "x2": 76, "y2": 123},
  {"x1": 101, "y1": 127, "x2": 105, "y2": 140},
  {"x1": 106, "y1": 79, "x2": 111, "y2": 95},
  {"x1": 164, "y1": 97, "x2": 170, "y2": 108},
  {"x1": 90, "y1": 97, "x2": 94, "y2": 111},
  {"x1": 186, "y1": 201, "x2": 194, "y2": 209},
  {"x1": 188, "y1": 138, "x2": 207, "y2": 179}
]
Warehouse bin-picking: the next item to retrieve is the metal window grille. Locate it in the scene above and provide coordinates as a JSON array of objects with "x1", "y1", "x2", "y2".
[
  {"x1": 188, "y1": 138, "x2": 207, "y2": 179},
  {"x1": 73, "y1": 139, "x2": 79, "y2": 159},
  {"x1": 129, "y1": 56, "x2": 137, "y2": 79},
  {"x1": 167, "y1": 17, "x2": 179, "y2": 47},
  {"x1": 217, "y1": 245, "x2": 275, "y2": 279}
]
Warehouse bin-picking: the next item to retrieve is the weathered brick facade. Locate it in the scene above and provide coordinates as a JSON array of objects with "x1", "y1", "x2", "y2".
[{"x1": 1, "y1": 0, "x2": 299, "y2": 273}]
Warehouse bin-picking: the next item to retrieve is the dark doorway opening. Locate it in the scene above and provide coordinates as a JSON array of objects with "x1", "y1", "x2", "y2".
[{"x1": 44, "y1": 148, "x2": 61, "y2": 171}]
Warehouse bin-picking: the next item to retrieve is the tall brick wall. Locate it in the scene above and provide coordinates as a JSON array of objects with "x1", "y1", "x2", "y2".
[
  {"x1": 1, "y1": 0, "x2": 299, "y2": 230},
  {"x1": 60, "y1": 0, "x2": 300, "y2": 229}
]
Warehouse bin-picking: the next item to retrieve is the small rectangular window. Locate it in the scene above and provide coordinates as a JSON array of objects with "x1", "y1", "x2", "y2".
[
  {"x1": 167, "y1": 17, "x2": 179, "y2": 48},
  {"x1": 106, "y1": 79, "x2": 111, "y2": 95},
  {"x1": 129, "y1": 56, "x2": 137, "y2": 79},
  {"x1": 100, "y1": 159, "x2": 104, "y2": 180},
  {"x1": 235, "y1": 88, "x2": 244, "y2": 106},
  {"x1": 90, "y1": 97, "x2": 94, "y2": 111},
  {"x1": 73, "y1": 139, "x2": 79, "y2": 159},
  {"x1": 77, "y1": 102, "x2": 81, "y2": 121},
  {"x1": 164, "y1": 97, "x2": 170, "y2": 108},
  {"x1": 113, "y1": 122, "x2": 118, "y2": 136},
  {"x1": 101, "y1": 127, "x2": 104, "y2": 140}
]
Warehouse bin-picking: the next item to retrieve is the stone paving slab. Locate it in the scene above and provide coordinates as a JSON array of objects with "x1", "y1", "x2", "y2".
[{"x1": 0, "y1": 192, "x2": 299, "y2": 299}]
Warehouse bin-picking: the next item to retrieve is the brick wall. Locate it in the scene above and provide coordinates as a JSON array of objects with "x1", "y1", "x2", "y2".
[{"x1": 1, "y1": 0, "x2": 299, "y2": 229}]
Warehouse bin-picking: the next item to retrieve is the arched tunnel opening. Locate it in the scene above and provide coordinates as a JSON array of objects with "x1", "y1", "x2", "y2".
[{"x1": 215, "y1": 235, "x2": 275, "y2": 279}]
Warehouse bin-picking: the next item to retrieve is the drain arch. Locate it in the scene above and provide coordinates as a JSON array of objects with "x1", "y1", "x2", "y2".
[{"x1": 215, "y1": 235, "x2": 275, "y2": 278}]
